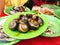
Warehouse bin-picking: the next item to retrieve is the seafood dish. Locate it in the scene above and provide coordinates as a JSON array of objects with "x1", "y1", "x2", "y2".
[
  {"x1": 8, "y1": 14, "x2": 43, "y2": 33},
  {"x1": 0, "y1": 18, "x2": 16, "y2": 41},
  {"x1": 41, "y1": 15, "x2": 60, "y2": 37},
  {"x1": 9, "y1": 6, "x2": 30, "y2": 15},
  {"x1": 32, "y1": 6, "x2": 54, "y2": 15}
]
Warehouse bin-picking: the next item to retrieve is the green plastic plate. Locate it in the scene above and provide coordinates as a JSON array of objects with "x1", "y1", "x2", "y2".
[
  {"x1": 0, "y1": 40, "x2": 20, "y2": 45},
  {"x1": 4, "y1": 6, "x2": 30, "y2": 15},
  {"x1": 42, "y1": 14, "x2": 60, "y2": 37},
  {"x1": 41, "y1": 4, "x2": 60, "y2": 11},
  {"x1": 0, "y1": 16, "x2": 20, "y2": 45},
  {"x1": 3, "y1": 12, "x2": 48, "y2": 39},
  {"x1": 53, "y1": 9, "x2": 60, "y2": 19}
]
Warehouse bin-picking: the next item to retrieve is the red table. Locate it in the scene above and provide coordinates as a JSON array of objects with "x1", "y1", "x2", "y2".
[{"x1": 0, "y1": 13, "x2": 60, "y2": 45}]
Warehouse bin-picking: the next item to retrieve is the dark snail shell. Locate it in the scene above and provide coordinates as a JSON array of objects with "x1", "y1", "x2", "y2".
[
  {"x1": 32, "y1": 15, "x2": 43, "y2": 25},
  {"x1": 19, "y1": 19, "x2": 25, "y2": 24},
  {"x1": 18, "y1": 6, "x2": 26, "y2": 12},
  {"x1": 28, "y1": 19, "x2": 39, "y2": 30},
  {"x1": 19, "y1": 14, "x2": 24, "y2": 19},
  {"x1": 19, "y1": 16, "x2": 28, "y2": 24},
  {"x1": 32, "y1": 15, "x2": 39, "y2": 20},
  {"x1": 26, "y1": 14, "x2": 33, "y2": 18},
  {"x1": 38, "y1": 18, "x2": 43, "y2": 25},
  {"x1": 13, "y1": 6, "x2": 19, "y2": 10},
  {"x1": 8, "y1": 20, "x2": 18, "y2": 30},
  {"x1": 18, "y1": 24, "x2": 28, "y2": 32},
  {"x1": 13, "y1": 6, "x2": 26, "y2": 12},
  {"x1": 24, "y1": 16, "x2": 28, "y2": 21},
  {"x1": 13, "y1": 6, "x2": 20, "y2": 11}
]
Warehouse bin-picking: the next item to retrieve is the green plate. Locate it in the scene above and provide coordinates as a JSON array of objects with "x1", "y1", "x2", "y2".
[
  {"x1": 4, "y1": 6, "x2": 30, "y2": 15},
  {"x1": 0, "y1": 16, "x2": 20, "y2": 45},
  {"x1": 53, "y1": 9, "x2": 60, "y2": 19},
  {"x1": 41, "y1": 4, "x2": 60, "y2": 11},
  {"x1": 3, "y1": 12, "x2": 48, "y2": 39},
  {"x1": 0, "y1": 40, "x2": 20, "y2": 45},
  {"x1": 41, "y1": 14, "x2": 60, "y2": 37}
]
